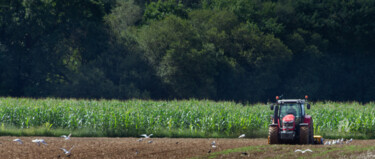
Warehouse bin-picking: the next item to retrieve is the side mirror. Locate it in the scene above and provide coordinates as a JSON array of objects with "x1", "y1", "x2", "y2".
[
  {"x1": 307, "y1": 104, "x2": 311, "y2": 109},
  {"x1": 270, "y1": 104, "x2": 274, "y2": 110}
]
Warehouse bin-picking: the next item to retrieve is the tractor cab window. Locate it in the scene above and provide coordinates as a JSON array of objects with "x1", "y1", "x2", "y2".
[{"x1": 279, "y1": 103, "x2": 301, "y2": 119}]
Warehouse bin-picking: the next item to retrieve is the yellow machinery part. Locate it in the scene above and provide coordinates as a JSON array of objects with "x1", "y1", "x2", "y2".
[{"x1": 313, "y1": 135, "x2": 324, "y2": 144}]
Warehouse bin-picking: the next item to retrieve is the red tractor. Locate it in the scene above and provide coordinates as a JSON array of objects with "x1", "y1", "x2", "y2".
[{"x1": 268, "y1": 95, "x2": 314, "y2": 144}]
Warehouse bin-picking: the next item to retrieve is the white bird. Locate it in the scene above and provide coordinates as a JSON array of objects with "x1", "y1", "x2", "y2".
[
  {"x1": 61, "y1": 145, "x2": 75, "y2": 155},
  {"x1": 32, "y1": 139, "x2": 47, "y2": 146},
  {"x1": 141, "y1": 134, "x2": 153, "y2": 138},
  {"x1": 238, "y1": 134, "x2": 245, "y2": 138},
  {"x1": 332, "y1": 140, "x2": 336, "y2": 145},
  {"x1": 325, "y1": 141, "x2": 331, "y2": 145},
  {"x1": 137, "y1": 138, "x2": 143, "y2": 142},
  {"x1": 148, "y1": 140, "x2": 153, "y2": 144},
  {"x1": 295, "y1": 149, "x2": 313, "y2": 153},
  {"x1": 211, "y1": 141, "x2": 217, "y2": 148},
  {"x1": 13, "y1": 139, "x2": 23, "y2": 144},
  {"x1": 61, "y1": 133, "x2": 72, "y2": 140},
  {"x1": 346, "y1": 138, "x2": 353, "y2": 144}
]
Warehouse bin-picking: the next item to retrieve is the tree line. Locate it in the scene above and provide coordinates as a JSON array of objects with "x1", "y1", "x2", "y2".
[{"x1": 1, "y1": 0, "x2": 375, "y2": 102}]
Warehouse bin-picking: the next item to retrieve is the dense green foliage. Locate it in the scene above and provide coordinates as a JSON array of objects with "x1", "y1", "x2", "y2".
[
  {"x1": 0, "y1": 98, "x2": 374, "y2": 138},
  {"x1": 1, "y1": 0, "x2": 375, "y2": 102},
  {"x1": 0, "y1": 98, "x2": 270, "y2": 137}
]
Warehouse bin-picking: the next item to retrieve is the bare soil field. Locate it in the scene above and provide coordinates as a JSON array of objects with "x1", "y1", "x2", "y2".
[{"x1": 0, "y1": 136, "x2": 374, "y2": 159}]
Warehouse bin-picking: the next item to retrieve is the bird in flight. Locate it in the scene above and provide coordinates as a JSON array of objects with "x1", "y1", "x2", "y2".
[
  {"x1": 61, "y1": 145, "x2": 75, "y2": 155},
  {"x1": 61, "y1": 133, "x2": 72, "y2": 140},
  {"x1": 141, "y1": 134, "x2": 153, "y2": 138},
  {"x1": 295, "y1": 149, "x2": 313, "y2": 153},
  {"x1": 238, "y1": 134, "x2": 245, "y2": 138},
  {"x1": 32, "y1": 139, "x2": 47, "y2": 146},
  {"x1": 13, "y1": 139, "x2": 23, "y2": 144}
]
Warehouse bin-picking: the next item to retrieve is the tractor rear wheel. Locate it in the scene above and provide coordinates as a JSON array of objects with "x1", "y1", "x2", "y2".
[
  {"x1": 269, "y1": 126, "x2": 279, "y2": 144},
  {"x1": 300, "y1": 126, "x2": 309, "y2": 144}
]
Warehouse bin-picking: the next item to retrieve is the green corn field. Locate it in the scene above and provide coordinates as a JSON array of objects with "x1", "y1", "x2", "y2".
[{"x1": 0, "y1": 98, "x2": 374, "y2": 138}]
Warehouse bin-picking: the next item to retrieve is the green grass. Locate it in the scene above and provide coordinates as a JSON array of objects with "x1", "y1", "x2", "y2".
[
  {"x1": 309, "y1": 145, "x2": 375, "y2": 158},
  {"x1": 195, "y1": 144, "x2": 375, "y2": 159},
  {"x1": 0, "y1": 124, "x2": 106, "y2": 137},
  {"x1": 0, "y1": 98, "x2": 374, "y2": 138}
]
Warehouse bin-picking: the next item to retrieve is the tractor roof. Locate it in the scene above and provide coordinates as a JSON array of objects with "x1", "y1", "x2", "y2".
[{"x1": 277, "y1": 99, "x2": 306, "y2": 104}]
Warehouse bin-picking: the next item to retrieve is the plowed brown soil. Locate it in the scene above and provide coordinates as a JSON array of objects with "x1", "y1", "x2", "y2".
[{"x1": 0, "y1": 137, "x2": 374, "y2": 159}]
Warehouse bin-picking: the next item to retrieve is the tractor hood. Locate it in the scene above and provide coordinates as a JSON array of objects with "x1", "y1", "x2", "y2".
[
  {"x1": 282, "y1": 114, "x2": 296, "y2": 131},
  {"x1": 282, "y1": 114, "x2": 295, "y2": 122}
]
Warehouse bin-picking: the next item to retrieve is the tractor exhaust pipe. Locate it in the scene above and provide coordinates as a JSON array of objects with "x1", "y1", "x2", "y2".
[{"x1": 274, "y1": 105, "x2": 279, "y2": 124}]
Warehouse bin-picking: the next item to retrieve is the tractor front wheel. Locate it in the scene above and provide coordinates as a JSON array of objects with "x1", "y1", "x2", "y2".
[
  {"x1": 309, "y1": 119, "x2": 314, "y2": 144},
  {"x1": 269, "y1": 126, "x2": 279, "y2": 144},
  {"x1": 300, "y1": 126, "x2": 309, "y2": 144}
]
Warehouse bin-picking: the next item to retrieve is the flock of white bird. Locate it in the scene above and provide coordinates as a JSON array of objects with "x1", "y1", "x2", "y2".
[
  {"x1": 12, "y1": 133, "x2": 156, "y2": 156},
  {"x1": 208, "y1": 134, "x2": 354, "y2": 156},
  {"x1": 294, "y1": 138, "x2": 354, "y2": 154},
  {"x1": 324, "y1": 138, "x2": 353, "y2": 145},
  {"x1": 210, "y1": 134, "x2": 245, "y2": 150},
  {"x1": 237, "y1": 134, "x2": 354, "y2": 155},
  {"x1": 12, "y1": 133, "x2": 74, "y2": 156},
  {"x1": 12, "y1": 132, "x2": 354, "y2": 156}
]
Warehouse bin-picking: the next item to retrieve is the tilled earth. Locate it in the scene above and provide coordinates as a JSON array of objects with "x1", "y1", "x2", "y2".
[{"x1": 0, "y1": 137, "x2": 374, "y2": 159}]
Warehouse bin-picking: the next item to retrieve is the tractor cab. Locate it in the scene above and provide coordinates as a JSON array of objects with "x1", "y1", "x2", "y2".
[{"x1": 278, "y1": 99, "x2": 307, "y2": 126}]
